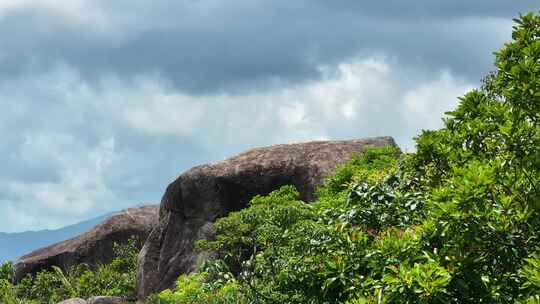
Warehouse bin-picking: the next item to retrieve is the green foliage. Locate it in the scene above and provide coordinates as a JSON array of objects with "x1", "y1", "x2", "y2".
[
  {"x1": 148, "y1": 272, "x2": 246, "y2": 304},
  {"x1": 381, "y1": 259, "x2": 452, "y2": 303},
  {"x1": 0, "y1": 279, "x2": 38, "y2": 304},
  {"x1": 2, "y1": 236, "x2": 141, "y2": 304},
  {"x1": 153, "y1": 11, "x2": 540, "y2": 304},
  {"x1": 521, "y1": 251, "x2": 540, "y2": 300},
  {"x1": 0, "y1": 261, "x2": 15, "y2": 282},
  {"x1": 345, "y1": 171, "x2": 425, "y2": 231},
  {"x1": 198, "y1": 185, "x2": 316, "y2": 276},
  {"x1": 401, "y1": 11, "x2": 540, "y2": 303},
  {"x1": 71, "y1": 239, "x2": 140, "y2": 299},
  {"x1": 1, "y1": 261, "x2": 37, "y2": 304},
  {"x1": 492, "y1": 12, "x2": 540, "y2": 120},
  {"x1": 17, "y1": 266, "x2": 75, "y2": 302},
  {"x1": 317, "y1": 145, "x2": 400, "y2": 198}
]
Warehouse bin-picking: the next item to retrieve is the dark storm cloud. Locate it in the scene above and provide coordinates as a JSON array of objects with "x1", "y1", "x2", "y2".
[
  {"x1": 315, "y1": 1, "x2": 537, "y2": 18},
  {"x1": 1, "y1": 1, "x2": 537, "y2": 93}
]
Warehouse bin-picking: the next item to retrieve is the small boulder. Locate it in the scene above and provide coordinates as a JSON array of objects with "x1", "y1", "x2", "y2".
[
  {"x1": 57, "y1": 298, "x2": 87, "y2": 304},
  {"x1": 87, "y1": 296, "x2": 127, "y2": 304}
]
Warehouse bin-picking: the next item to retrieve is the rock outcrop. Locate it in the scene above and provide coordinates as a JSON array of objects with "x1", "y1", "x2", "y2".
[
  {"x1": 136, "y1": 137, "x2": 397, "y2": 299},
  {"x1": 15, "y1": 205, "x2": 159, "y2": 282}
]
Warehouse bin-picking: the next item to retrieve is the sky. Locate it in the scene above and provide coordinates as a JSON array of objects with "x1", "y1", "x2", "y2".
[{"x1": 0, "y1": 1, "x2": 538, "y2": 232}]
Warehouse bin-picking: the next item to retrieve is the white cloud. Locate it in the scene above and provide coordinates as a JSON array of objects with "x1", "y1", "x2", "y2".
[
  {"x1": 2, "y1": 135, "x2": 123, "y2": 232},
  {"x1": 77, "y1": 57, "x2": 470, "y2": 150},
  {"x1": 97, "y1": 76, "x2": 208, "y2": 136},
  {"x1": 0, "y1": 0, "x2": 104, "y2": 23},
  {"x1": 0, "y1": 56, "x2": 473, "y2": 231},
  {"x1": 278, "y1": 103, "x2": 307, "y2": 127},
  {"x1": 404, "y1": 70, "x2": 473, "y2": 131}
]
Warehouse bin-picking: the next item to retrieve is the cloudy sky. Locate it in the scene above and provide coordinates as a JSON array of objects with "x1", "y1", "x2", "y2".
[{"x1": 0, "y1": 1, "x2": 538, "y2": 232}]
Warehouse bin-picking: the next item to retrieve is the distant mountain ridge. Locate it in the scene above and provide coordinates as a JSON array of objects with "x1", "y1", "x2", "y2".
[{"x1": 0, "y1": 212, "x2": 115, "y2": 263}]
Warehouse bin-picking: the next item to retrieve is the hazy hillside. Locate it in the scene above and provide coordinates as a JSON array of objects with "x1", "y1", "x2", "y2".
[{"x1": 0, "y1": 213, "x2": 112, "y2": 263}]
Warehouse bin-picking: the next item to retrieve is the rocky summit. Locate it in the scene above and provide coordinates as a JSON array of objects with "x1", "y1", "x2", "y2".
[
  {"x1": 136, "y1": 136, "x2": 397, "y2": 299},
  {"x1": 14, "y1": 205, "x2": 159, "y2": 282}
]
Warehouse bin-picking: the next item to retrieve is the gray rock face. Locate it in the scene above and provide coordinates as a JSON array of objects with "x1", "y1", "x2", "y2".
[
  {"x1": 136, "y1": 137, "x2": 397, "y2": 299},
  {"x1": 87, "y1": 296, "x2": 127, "y2": 304},
  {"x1": 57, "y1": 299, "x2": 87, "y2": 304},
  {"x1": 15, "y1": 205, "x2": 159, "y2": 282}
]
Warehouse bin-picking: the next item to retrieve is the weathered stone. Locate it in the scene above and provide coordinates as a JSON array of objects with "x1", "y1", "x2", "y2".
[
  {"x1": 15, "y1": 205, "x2": 159, "y2": 282},
  {"x1": 87, "y1": 296, "x2": 127, "y2": 304},
  {"x1": 57, "y1": 298, "x2": 87, "y2": 304},
  {"x1": 136, "y1": 137, "x2": 397, "y2": 299}
]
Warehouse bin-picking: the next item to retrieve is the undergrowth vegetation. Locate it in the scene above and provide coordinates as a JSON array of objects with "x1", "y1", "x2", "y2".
[
  {"x1": 149, "y1": 11, "x2": 540, "y2": 304},
  {"x1": 0, "y1": 237, "x2": 140, "y2": 304}
]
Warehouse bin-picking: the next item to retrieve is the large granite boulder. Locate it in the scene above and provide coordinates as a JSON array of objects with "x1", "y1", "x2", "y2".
[
  {"x1": 136, "y1": 137, "x2": 397, "y2": 299},
  {"x1": 15, "y1": 205, "x2": 159, "y2": 282}
]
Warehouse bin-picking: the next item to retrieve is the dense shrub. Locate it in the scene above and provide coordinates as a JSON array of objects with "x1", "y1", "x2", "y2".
[
  {"x1": 0, "y1": 237, "x2": 141, "y2": 304},
  {"x1": 0, "y1": 261, "x2": 14, "y2": 282},
  {"x1": 151, "y1": 11, "x2": 540, "y2": 304},
  {"x1": 148, "y1": 272, "x2": 246, "y2": 304},
  {"x1": 0, "y1": 261, "x2": 36, "y2": 304}
]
